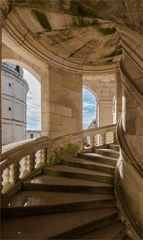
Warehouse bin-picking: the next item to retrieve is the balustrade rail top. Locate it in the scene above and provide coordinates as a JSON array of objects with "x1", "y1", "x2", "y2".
[
  {"x1": 1, "y1": 124, "x2": 116, "y2": 167},
  {"x1": 2, "y1": 124, "x2": 116, "y2": 158},
  {"x1": 2, "y1": 138, "x2": 40, "y2": 153}
]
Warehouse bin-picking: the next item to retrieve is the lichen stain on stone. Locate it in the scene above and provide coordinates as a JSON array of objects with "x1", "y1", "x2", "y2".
[
  {"x1": 70, "y1": 0, "x2": 97, "y2": 18},
  {"x1": 97, "y1": 27, "x2": 116, "y2": 36},
  {"x1": 72, "y1": 16, "x2": 99, "y2": 27},
  {"x1": 32, "y1": 9, "x2": 52, "y2": 32},
  {"x1": 104, "y1": 46, "x2": 122, "y2": 58}
]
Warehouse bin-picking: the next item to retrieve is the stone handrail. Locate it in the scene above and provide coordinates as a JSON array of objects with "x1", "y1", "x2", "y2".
[
  {"x1": 0, "y1": 124, "x2": 116, "y2": 194},
  {"x1": 117, "y1": 116, "x2": 143, "y2": 177}
]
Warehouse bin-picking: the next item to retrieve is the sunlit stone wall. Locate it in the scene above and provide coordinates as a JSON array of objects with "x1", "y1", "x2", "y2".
[{"x1": 41, "y1": 65, "x2": 82, "y2": 138}]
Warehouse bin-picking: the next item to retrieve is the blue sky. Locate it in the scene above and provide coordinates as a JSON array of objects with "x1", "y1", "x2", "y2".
[
  {"x1": 82, "y1": 88, "x2": 96, "y2": 129},
  {"x1": 24, "y1": 70, "x2": 96, "y2": 130},
  {"x1": 23, "y1": 69, "x2": 41, "y2": 130}
]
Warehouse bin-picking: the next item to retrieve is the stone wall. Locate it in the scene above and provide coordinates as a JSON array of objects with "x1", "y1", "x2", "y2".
[{"x1": 42, "y1": 65, "x2": 82, "y2": 138}]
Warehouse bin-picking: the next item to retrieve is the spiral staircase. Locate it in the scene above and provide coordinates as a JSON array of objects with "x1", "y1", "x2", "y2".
[{"x1": 1, "y1": 125, "x2": 132, "y2": 239}]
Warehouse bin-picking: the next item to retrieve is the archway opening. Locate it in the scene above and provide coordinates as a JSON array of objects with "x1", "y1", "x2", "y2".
[
  {"x1": 1, "y1": 62, "x2": 41, "y2": 145},
  {"x1": 82, "y1": 88, "x2": 96, "y2": 130},
  {"x1": 23, "y1": 69, "x2": 41, "y2": 131}
]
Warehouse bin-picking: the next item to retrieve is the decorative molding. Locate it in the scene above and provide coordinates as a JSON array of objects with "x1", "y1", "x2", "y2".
[{"x1": 2, "y1": 10, "x2": 117, "y2": 74}]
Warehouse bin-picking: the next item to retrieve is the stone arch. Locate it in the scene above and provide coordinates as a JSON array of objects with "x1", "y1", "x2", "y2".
[
  {"x1": 2, "y1": 44, "x2": 41, "y2": 83},
  {"x1": 82, "y1": 85, "x2": 98, "y2": 101},
  {"x1": 2, "y1": 55, "x2": 42, "y2": 135}
]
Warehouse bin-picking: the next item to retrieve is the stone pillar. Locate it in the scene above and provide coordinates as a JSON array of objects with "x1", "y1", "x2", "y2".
[
  {"x1": 0, "y1": 0, "x2": 9, "y2": 159},
  {"x1": 97, "y1": 99, "x2": 113, "y2": 145},
  {"x1": 41, "y1": 66, "x2": 50, "y2": 137},
  {"x1": 41, "y1": 65, "x2": 82, "y2": 138},
  {"x1": 97, "y1": 100, "x2": 113, "y2": 127},
  {"x1": 116, "y1": 66, "x2": 122, "y2": 122}
]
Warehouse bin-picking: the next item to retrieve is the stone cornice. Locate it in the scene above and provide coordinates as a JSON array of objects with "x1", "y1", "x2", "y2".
[{"x1": 2, "y1": 9, "x2": 117, "y2": 74}]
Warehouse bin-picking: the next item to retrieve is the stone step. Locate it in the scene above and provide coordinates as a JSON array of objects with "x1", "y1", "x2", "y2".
[
  {"x1": 78, "y1": 153, "x2": 117, "y2": 166},
  {"x1": 23, "y1": 175, "x2": 114, "y2": 195},
  {"x1": 2, "y1": 191, "x2": 115, "y2": 218},
  {"x1": 94, "y1": 148, "x2": 119, "y2": 159},
  {"x1": 77, "y1": 221, "x2": 125, "y2": 239},
  {"x1": 109, "y1": 144, "x2": 120, "y2": 151},
  {"x1": 2, "y1": 208, "x2": 119, "y2": 239},
  {"x1": 122, "y1": 236, "x2": 132, "y2": 239},
  {"x1": 43, "y1": 164, "x2": 114, "y2": 184},
  {"x1": 6, "y1": 191, "x2": 115, "y2": 208},
  {"x1": 60, "y1": 157, "x2": 115, "y2": 174}
]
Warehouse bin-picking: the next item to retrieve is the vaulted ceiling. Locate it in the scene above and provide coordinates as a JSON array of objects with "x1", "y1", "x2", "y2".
[{"x1": 8, "y1": 0, "x2": 142, "y2": 66}]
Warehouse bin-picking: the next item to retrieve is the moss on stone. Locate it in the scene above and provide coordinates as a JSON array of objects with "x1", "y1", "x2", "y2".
[
  {"x1": 32, "y1": 10, "x2": 52, "y2": 31},
  {"x1": 72, "y1": 16, "x2": 99, "y2": 28},
  {"x1": 97, "y1": 27, "x2": 116, "y2": 35},
  {"x1": 70, "y1": 1, "x2": 97, "y2": 18},
  {"x1": 104, "y1": 46, "x2": 122, "y2": 58}
]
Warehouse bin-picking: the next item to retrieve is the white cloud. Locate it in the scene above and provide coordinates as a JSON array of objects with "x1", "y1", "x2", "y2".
[
  {"x1": 23, "y1": 69, "x2": 41, "y2": 130},
  {"x1": 82, "y1": 88, "x2": 96, "y2": 129}
]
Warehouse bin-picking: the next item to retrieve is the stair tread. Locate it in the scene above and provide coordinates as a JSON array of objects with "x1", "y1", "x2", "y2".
[
  {"x1": 62, "y1": 157, "x2": 115, "y2": 169},
  {"x1": 8, "y1": 191, "x2": 115, "y2": 207},
  {"x1": 96, "y1": 149, "x2": 119, "y2": 154},
  {"x1": 44, "y1": 164, "x2": 113, "y2": 177},
  {"x1": 77, "y1": 221, "x2": 125, "y2": 239},
  {"x1": 2, "y1": 208, "x2": 118, "y2": 239},
  {"x1": 109, "y1": 144, "x2": 119, "y2": 147},
  {"x1": 25, "y1": 175, "x2": 113, "y2": 187},
  {"x1": 81, "y1": 153, "x2": 117, "y2": 161}
]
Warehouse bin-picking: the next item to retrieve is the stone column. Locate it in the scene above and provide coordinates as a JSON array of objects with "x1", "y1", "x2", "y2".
[
  {"x1": 97, "y1": 100, "x2": 113, "y2": 127},
  {"x1": 116, "y1": 66, "x2": 122, "y2": 122},
  {"x1": 41, "y1": 66, "x2": 50, "y2": 137},
  {"x1": 97, "y1": 99, "x2": 113, "y2": 145},
  {"x1": 0, "y1": 0, "x2": 9, "y2": 159},
  {"x1": 41, "y1": 65, "x2": 82, "y2": 138}
]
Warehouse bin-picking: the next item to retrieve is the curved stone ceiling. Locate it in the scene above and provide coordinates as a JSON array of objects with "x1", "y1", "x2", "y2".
[{"x1": 8, "y1": 0, "x2": 142, "y2": 66}]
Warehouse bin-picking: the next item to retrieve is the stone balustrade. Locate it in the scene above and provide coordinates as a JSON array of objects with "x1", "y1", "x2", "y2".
[{"x1": 0, "y1": 124, "x2": 116, "y2": 195}]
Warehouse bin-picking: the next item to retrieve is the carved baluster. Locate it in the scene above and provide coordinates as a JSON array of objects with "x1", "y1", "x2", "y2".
[
  {"x1": 9, "y1": 163, "x2": 18, "y2": 185},
  {"x1": 27, "y1": 154, "x2": 35, "y2": 173},
  {"x1": 0, "y1": 170, "x2": 3, "y2": 193},
  {"x1": 35, "y1": 150, "x2": 41, "y2": 168},
  {"x1": 41, "y1": 148, "x2": 47, "y2": 165},
  {"x1": 2, "y1": 167, "x2": 10, "y2": 191},
  {"x1": 19, "y1": 157, "x2": 28, "y2": 178}
]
